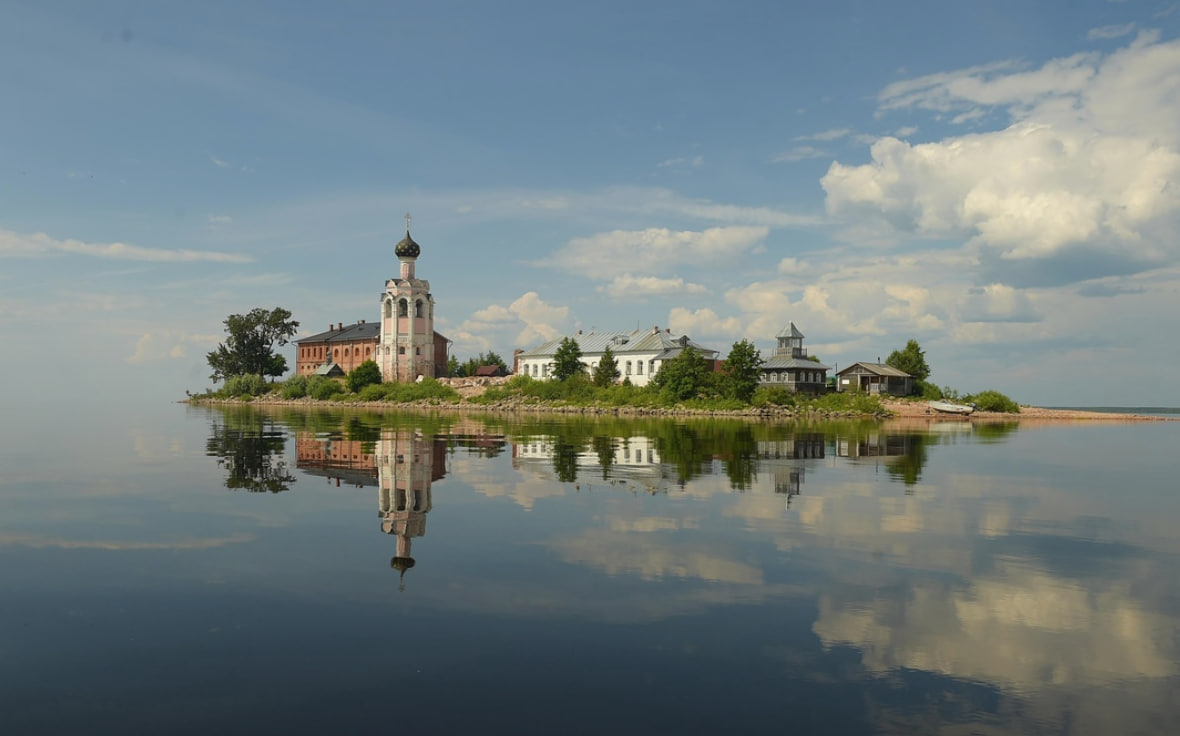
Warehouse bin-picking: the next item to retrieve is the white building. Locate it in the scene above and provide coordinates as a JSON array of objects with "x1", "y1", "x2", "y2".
[
  {"x1": 759, "y1": 322, "x2": 831, "y2": 394},
  {"x1": 515, "y1": 326, "x2": 719, "y2": 387}
]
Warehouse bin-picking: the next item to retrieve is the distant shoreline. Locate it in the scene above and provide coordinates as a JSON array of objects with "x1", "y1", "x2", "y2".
[{"x1": 183, "y1": 394, "x2": 1176, "y2": 422}]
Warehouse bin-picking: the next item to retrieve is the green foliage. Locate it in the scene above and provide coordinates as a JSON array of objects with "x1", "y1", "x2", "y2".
[
  {"x1": 552, "y1": 337, "x2": 585, "y2": 381},
  {"x1": 309, "y1": 376, "x2": 345, "y2": 400},
  {"x1": 281, "y1": 375, "x2": 309, "y2": 399},
  {"x1": 885, "y1": 339, "x2": 931, "y2": 384},
  {"x1": 207, "y1": 307, "x2": 299, "y2": 382},
  {"x1": 721, "y1": 339, "x2": 764, "y2": 403},
  {"x1": 813, "y1": 391, "x2": 886, "y2": 415},
  {"x1": 650, "y1": 347, "x2": 709, "y2": 403},
  {"x1": 347, "y1": 360, "x2": 383, "y2": 393},
  {"x1": 965, "y1": 389, "x2": 1020, "y2": 413},
  {"x1": 357, "y1": 383, "x2": 390, "y2": 402},
  {"x1": 752, "y1": 386, "x2": 797, "y2": 408},
  {"x1": 593, "y1": 345, "x2": 621, "y2": 387},
  {"x1": 383, "y1": 378, "x2": 460, "y2": 403},
  {"x1": 916, "y1": 379, "x2": 942, "y2": 400},
  {"x1": 453, "y1": 350, "x2": 508, "y2": 377},
  {"x1": 222, "y1": 374, "x2": 270, "y2": 398}
]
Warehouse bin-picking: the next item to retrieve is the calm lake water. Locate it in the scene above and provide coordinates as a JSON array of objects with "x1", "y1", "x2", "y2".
[{"x1": 2, "y1": 405, "x2": 1178, "y2": 735}]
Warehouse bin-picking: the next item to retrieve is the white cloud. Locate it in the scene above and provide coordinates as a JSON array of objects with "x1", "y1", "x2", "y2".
[
  {"x1": 822, "y1": 34, "x2": 1180, "y2": 285},
  {"x1": 598, "y1": 274, "x2": 708, "y2": 299},
  {"x1": 795, "y1": 127, "x2": 851, "y2": 142},
  {"x1": 772, "y1": 145, "x2": 827, "y2": 163},
  {"x1": 667, "y1": 307, "x2": 743, "y2": 340},
  {"x1": 1089, "y1": 23, "x2": 1137, "y2": 40},
  {"x1": 657, "y1": 155, "x2": 704, "y2": 168},
  {"x1": 894, "y1": 125, "x2": 918, "y2": 137},
  {"x1": 0, "y1": 228, "x2": 253, "y2": 263},
  {"x1": 541, "y1": 225, "x2": 769, "y2": 280},
  {"x1": 127, "y1": 330, "x2": 221, "y2": 364},
  {"x1": 960, "y1": 283, "x2": 1041, "y2": 323},
  {"x1": 210, "y1": 156, "x2": 231, "y2": 168},
  {"x1": 455, "y1": 291, "x2": 569, "y2": 353},
  {"x1": 207, "y1": 214, "x2": 232, "y2": 224}
]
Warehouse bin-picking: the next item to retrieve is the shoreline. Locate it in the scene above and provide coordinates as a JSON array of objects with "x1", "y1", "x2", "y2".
[{"x1": 182, "y1": 393, "x2": 1175, "y2": 423}]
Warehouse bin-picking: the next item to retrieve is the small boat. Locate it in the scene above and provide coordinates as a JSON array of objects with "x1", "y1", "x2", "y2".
[{"x1": 928, "y1": 400, "x2": 976, "y2": 415}]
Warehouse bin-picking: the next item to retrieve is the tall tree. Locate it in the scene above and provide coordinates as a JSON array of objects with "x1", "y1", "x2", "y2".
[
  {"x1": 207, "y1": 307, "x2": 299, "y2": 382},
  {"x1": 593, "y1": 345, "x2": 621, "y2": 387},
  {"x1": 650, "y1": 346, "x2": 709, "y2": 402},
  {"x1": 347, "y1": 360, "x2": 383, "y2": 393},
  {"x1": 886, "y1": 339, "x2": 931, "y2": 382},
  {"x1": 721, "y1": 339, "x2": 764, "y2": 402},
  {"x1": 551, "y1": 337, "x2": 585, "y2": 381}
]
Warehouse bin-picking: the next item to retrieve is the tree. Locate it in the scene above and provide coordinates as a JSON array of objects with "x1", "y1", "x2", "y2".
[
  {"x1": 886, "y1": 339, "x2": 931, "y2": 383},
  {"x1": 347, "y1": 360, "x2": 383, "y2": 393},
  {"x1": 446, "y1": 355, "x2": 460, "y2": 377},
  {"x1": 593, "y1": 345, "x2": 621, "y2": 387},
  {"x1": 456, "y1": 350, "x2": 509, "y2": 377},
  {"x1": 207, "y1": 307, "x2": 299, "y2": 382},
  {"x1": 265, "y1": 354, "x2": 288, "y2": 382},
  {"x1": 552, "y1": 337, "x2": 585, "y2": 381},
  {"x1": 721, "y1": 339, "x2": 764, "y2": 403},
  {"x1": 650, "y1": 347, "x2": 709, "y2": 402}
]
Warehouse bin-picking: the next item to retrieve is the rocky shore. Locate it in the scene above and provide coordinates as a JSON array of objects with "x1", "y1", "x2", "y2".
[{"x1": 186, "y1": 376, "x2": 1173, "y2": 422}]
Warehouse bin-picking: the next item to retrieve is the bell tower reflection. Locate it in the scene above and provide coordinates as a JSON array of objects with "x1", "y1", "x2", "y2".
[{"x1": 377, "y1": 430, "x2": 447, "y2": 591}]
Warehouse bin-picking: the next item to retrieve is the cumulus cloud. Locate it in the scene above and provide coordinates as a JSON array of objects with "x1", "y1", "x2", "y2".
[
  {"x1": 540, "y1": 225, "x2": 768, "y2": 280},
  {"x1": 960, "y1": 283, "x2": 1041, "y2": 323},
  {"x1": 657, "y1": 155, "x2": 703, "y2": 168},
  {"x1": 667, "y1": 307, "x2": 744, "y2": 339},
  {"x1": 598, "y1": 274, "x2": 708, "y2": 299},
  {"x1": 0, "y1": 228, "x2": 253, "y2": 263},
  {"x1": 455, "y1": 291, "x2": 569, "y2": 353},
  {"x1": 823, "y1": 34, "x2": 1180, "y2": 287}
]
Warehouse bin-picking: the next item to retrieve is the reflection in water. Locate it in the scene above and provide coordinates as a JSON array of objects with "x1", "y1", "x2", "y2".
[
  {"x1": 376, "y1": 431, "x2": 446, "y2": 591},
  {"x1": 205, "y1": 407, "x2": 295, "y2": 493},
  {"x1": 187, "y1": 408, "x2": 1180, "y2": 734}
]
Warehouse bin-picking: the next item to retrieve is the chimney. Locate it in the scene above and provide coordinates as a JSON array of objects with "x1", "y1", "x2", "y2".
[
  {"x1": 652, "y1": 325, "x2": 658, "y2": 335},
  {"x1": 338, "y1": 323, "x2": 343, "y2": 331},
  {"x1": 666, "y1": 328, "x2": 671, "y2": 333},
  {"x1": 328, "y1": 324, "x2": 333, "y2": 332},
  {"x1": 576, "y1": 329, "x2": 582, "y2": 335}
]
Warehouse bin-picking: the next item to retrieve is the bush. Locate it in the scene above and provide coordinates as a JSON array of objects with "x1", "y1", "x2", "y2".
[
  {"x1": 223, "y1": 374, "x2": 269, "y2": 398},
  {"x1": 752, "y1": 386, "x2": 796, "y2": 408},
  {"x1": 383, "y1": 378, "x2": 460, "y2": 403},
  {"x1": 347, "y1": 360, "x2": 383, "y2": 393},
  {"x1": 309, "y1": 375, "x2": 345, "y2": 400},
  {"x1": 965, "y1": 389, "x2": 1020, "y2": 413},
  {"x1": 281, "y1": 375, "x2": 309, "y2": 399},
  {"x1": 357, "y1": 383, "x2": 390, "y2": 402},
  {"x1": 915, "y1": 380, "x2": 942, "y2": 400}
]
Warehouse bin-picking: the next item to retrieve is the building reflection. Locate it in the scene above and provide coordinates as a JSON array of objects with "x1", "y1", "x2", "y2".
[
  {"x1": 377, "y1": 430, "x2": 447, "y2": 591},
  {"x1": 756, "y1": 434, "x2": 824, "y2": 507}
]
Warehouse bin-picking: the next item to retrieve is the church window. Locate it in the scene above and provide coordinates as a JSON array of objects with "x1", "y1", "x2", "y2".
[
  {"x1": 415, "y1": 300, "x2": 423, "y2": 318},
  {"x1": 415, "y1": 347, "x2": 421, "y2": 355},
  {"x1": 399, "y1": 300, "x2": 408, "y2": 317},
  {"x1": 398, "y1": 346, "x2": 406, "y2": 355},
  {"x1": 344, "y1": 348, "x2": 350, "y2": 358},
  {"x1": 384, "y1": 301, "x2": 392, "y2": 319},
  {"x1": 365, "y1": 347, "x2": 371, "y2": 358},
  {"x1": 333, "y1": 348, "x2": 339, "y2": 359}
]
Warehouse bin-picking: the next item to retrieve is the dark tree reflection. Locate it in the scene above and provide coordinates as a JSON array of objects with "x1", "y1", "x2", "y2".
[{"x1": 206, "y1": 408, "x2": 295, "y2": 493}]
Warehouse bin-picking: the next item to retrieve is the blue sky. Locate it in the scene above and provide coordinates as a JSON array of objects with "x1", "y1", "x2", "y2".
[{"x1": 3, "y1": 0, "x2": 1179, "y2": 407}]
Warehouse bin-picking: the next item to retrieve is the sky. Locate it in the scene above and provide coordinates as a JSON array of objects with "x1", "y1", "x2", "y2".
[{"x1": 2, "y1": 0, "x2": 1179, "y2": 408}]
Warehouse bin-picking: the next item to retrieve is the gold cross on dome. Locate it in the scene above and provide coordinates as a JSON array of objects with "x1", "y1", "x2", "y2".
[{"x1": 404, "y1": 212, "x2": 412, "y2": 231}]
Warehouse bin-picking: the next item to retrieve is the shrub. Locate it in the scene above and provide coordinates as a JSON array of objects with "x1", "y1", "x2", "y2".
[
  {"x1": 357, "y1": 383, "x2": 390, "y2": 402},
  {"x1": 384, "y1": 378, "x2": 460, "y2": 403},
  {"x1": 965, "y1": 389, "x2": 1020, "y2": 413},
  {"x1": 223, "y1": 374, "x2": 269, "y2": 398},
  {"x1": 915, "y1": 380, "x2": 943, "y2": 400},
  {"x1": 347, "y1": 360, "x2": 383, "y2": 393},
  {"x1": 308, "y1": 375, "x2": 345, "y2": 400},
  {"x1": 752, "y1": 386, "x2": 796, "y2": 408},
  {"x1": 281, "y1": 375, "x2": 309, "y2": 399}
]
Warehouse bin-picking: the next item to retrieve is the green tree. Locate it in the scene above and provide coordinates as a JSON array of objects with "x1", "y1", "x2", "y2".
[
  {"x1": 593, "y1": 345, "x2": 621, "y2": 387},
  {"x1": 446, "y1": 355, "x2": 461, "y2": 377},
  {"x1": 347, "y1": 360, "x2": 383, "y2": 393},
  {"x1": 265, "y1": 354, "x2": 288, "y2": 382},
  {"x1": 552, "y1": 337, "x2": 585, "y2": 381},
  {"x1": 207, "y1": 307, "x2": 300, "y2": 382},
  {"x1": 650, "y1": 347, "x2": 709, "y2": 402},
  {"x1": 458, "y1": 350, "x2": 509, "y2": 377},
  {"x1": 721, "y1": 339, "x2": 764, "y2": 403},
  {"x1": 886, "y1": 339, "x2": 931, "y2": 384}
]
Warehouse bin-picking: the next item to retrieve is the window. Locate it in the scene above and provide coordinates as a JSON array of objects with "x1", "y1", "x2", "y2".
[
  {"x1": 398, "y1": 346, "x2": 406, "y2": 355},
  {"x1": 415, "y1": 347, "x2": 420, "y2": 355},
  {"x1": 636, "y1": 361, "x2": 643, "y2": 375},
  {"x1": 415, "y1": 300, "x2": 423, "y2": 318},
  {"x1": 532, "y1": 364, "x2": 538, "y2": 377},
  {"x1": 398, "y1": 300, "x2": 408, "y2": 317},
  {"x1": 365, "y1": 347, "x2": 371, "y2": 358},
  {"x1": 384, "y1": 301, "x2": 392, "y2": 318},
  {"x1": 333, "y1": 348, "x2": 339, "y2": 358},
  {"x1": 626, "y1": 361, "x2": 632, "y2": 375}
]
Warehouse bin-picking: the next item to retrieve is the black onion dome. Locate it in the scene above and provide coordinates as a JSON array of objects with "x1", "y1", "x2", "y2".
[{"x1": 395, "y1": 230, "x2": 420, "y2": 258}]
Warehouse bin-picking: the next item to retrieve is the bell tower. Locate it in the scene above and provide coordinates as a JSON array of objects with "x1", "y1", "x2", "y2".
[{"x1": 380, "y1": 214, "x2": 436, "y2": 382}]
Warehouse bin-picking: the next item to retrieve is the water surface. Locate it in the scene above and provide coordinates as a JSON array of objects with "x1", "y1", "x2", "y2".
[{"x1": 1, "y1": 406, "x2": 1177, "y2": 735}]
